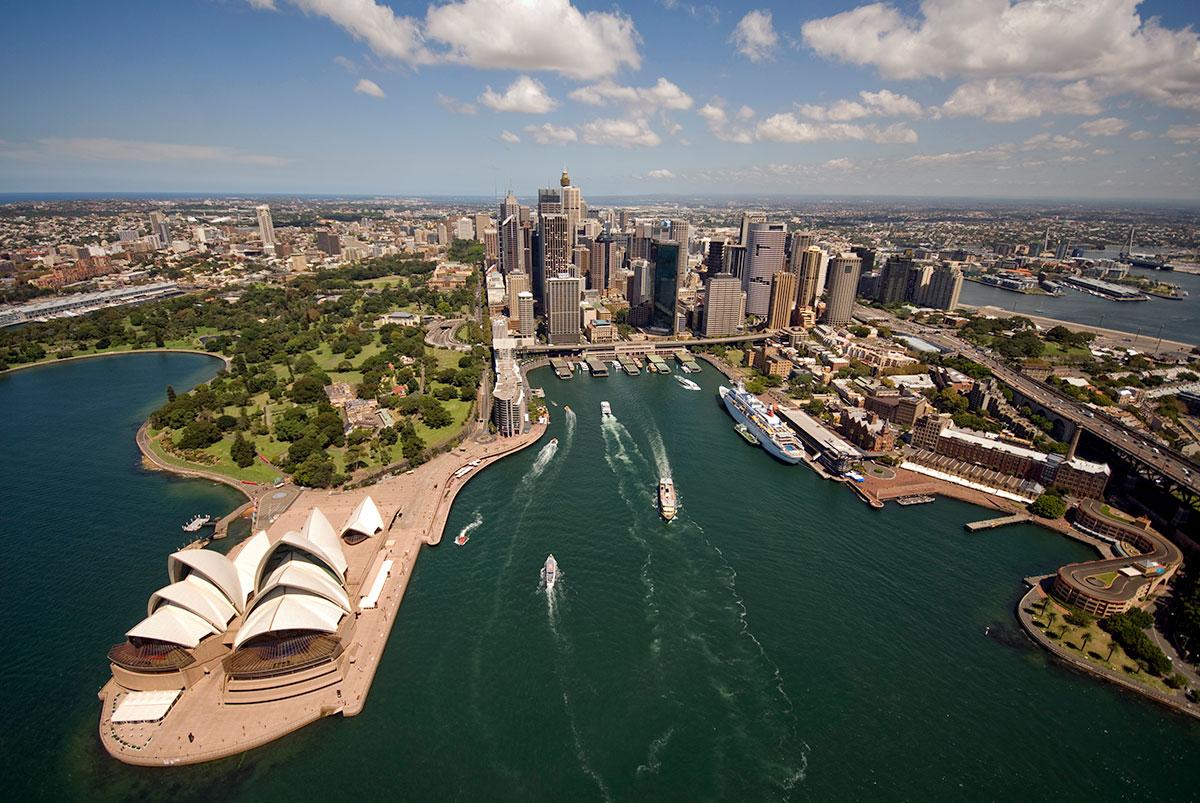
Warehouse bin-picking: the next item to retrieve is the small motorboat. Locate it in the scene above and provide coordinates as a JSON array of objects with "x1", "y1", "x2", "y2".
[
  {"x1": 542, "y1": 554, "x2": 558, "y2": 589},
  {"x1": 454, "y1": 534, "x2": 469, "y2": 546}
]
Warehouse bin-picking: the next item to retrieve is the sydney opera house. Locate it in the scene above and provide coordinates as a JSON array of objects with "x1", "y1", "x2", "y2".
[{"x1": 100, "y1": 495, "x2": 388, "y2": 756}]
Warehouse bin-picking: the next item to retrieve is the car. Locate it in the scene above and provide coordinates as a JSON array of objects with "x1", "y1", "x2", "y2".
[{"x1": 1152, "y1": 447, "x2": 1161, "y2": 455}]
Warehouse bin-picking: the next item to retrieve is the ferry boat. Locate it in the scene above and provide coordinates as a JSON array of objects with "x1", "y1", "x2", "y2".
[
  {"x1": 734, "y1": 423, "x2": 759, "y2": 445},
  {"x1": 675, "y1": 375, "x2": 700, "y2": 391},
  {"x1": 718, "y1": 383, "x2": 804, "y2": 465},
  {"x1": 601, "y1": 401, "x2": 613, "y2": 418},
  {"x1": 658, "y1": 478, "x2": 677, "y2": 521},
  {"x1": 181, "y1": 514, "x2": 213, "y2": 532},
  {"x1": 542, "y1": 554, "x2": 558, "y2": 590}
]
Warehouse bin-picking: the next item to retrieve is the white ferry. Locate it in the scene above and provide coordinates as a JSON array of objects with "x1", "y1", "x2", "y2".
[{"x1": 658, "y1": 478, "x2": 677, "y2": 521}]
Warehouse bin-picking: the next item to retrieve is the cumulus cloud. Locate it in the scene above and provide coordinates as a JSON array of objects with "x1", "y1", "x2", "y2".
[
  {"x1": 437, "y1": 93, "x2": 478, "y2": 114},
  {"x1": 798, "y1": 89, "x2": 923, "y2": 121},
  {"x1": 1129, "y1": 129, "x2": 1153, "y2": 140},
  {"x1": 1165, "y1": 124, "x2": 1200, "y2": 143},
  {"x1": 730, "y1": 9, "x2": 778, "y2": 62},
  {"x1": 332, "y1": 55, "x2": 357, "y2": 72},
  {"x1": 523, "y1": 123, "x2": 577, "y2": 145},
  {"x1": 1023, "y1": 133, "x2": 1087, "y2": 151},
  {"x1": 1077, "y1": 116, "x2": 1130, "y2": 136},
  {"x1": 756, "y1": 114, "x2": 918, "y2": 144},
  {"x1": 424, "y1": 0, "x2": 640, "y2": 79},
  {"x1": 697, "y1": 101, "x2": 754, "y2": 143},
  {"x1": 569, "y1": 78, "x2": 693, "y2": 111},
  {"x1": 579, "y1": 117, "x2": 661, "y2": 147},
  {"x1": 499, "y1": 129, "x2": 521, "y2": 143},
  {"x1": 251, "y1": 0, "x2": 639, "y2": 80},
  {"x1": 25, "y1": 137, "x2": 288, "y2": 166},
  {"x1": 354, "y1": 78, "x2": 386, "y2": 98},
  {"x1": 479, "y1": 76, "x2": 557, "y2": 113},
  {"x1": 801, "y1": 0, "x2": 1200, "y2": 111},
  {"x1": 940, "y1": 79, "x2": 1102, "y2": 122},
  {"x1": 902, "y1": 145, "x2": 1016, "y2": 166},
  {"x1": 644, "y1": 168, "x2": 675, "y2": 179}
]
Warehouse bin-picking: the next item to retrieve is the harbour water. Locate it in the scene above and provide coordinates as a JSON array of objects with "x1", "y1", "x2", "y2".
[
  {"x1": 3, "y1": 355, "x2": 1200, "y2": 799},
  {"x1": 960, "y1": 267, "x2": 1200, "y2": 345}
]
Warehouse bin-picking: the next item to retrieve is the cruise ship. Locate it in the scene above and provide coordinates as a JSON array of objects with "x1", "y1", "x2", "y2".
[
  {"x1": 718, "y1": 384, "x2": 805, "y2": 464},
  {"x1": 658, "y1": 478, "x2": 677, "y2": 521}
]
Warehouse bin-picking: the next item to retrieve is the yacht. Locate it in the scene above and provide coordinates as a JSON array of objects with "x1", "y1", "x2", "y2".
[
  {"x1": 542, "y1": 554, "x2": 559, "y2": 590},
  {"x1": 658, "y1": 478, "x2": 677, "y2": 521},
  {"x1": 181, "y1": 514, "x2": 213, "y2": 532},
  {"x1": 601, "y1": 401, "x2": 613, "y2": 418},
  {"x1": 675, "y1": 376, "x2": 700, "y2": 391}
]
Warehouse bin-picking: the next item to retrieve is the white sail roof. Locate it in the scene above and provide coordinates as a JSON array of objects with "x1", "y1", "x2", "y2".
[
  {"x1": 340, "y1": 496, "x2": 384, "y2": 541},
  {"x1": 233, "y1": 590, "x2": 345, "y2": 649},
  {"x1": 233, "y1": 530, "x2": 272, "y2": 598},
  {"x1": 256, "y1": 559, "x2": 351, "y2": 613},
  {"x1": 127, "y1": 604, "x2": 216, "y2": 648},
  {"x1": 168, "y1": 549, "x2": 247, "y2": 611},
  {"x1": 301, "y1": 508, "x2": 348, "y2": 576},
  {"x1": 147, "y1": 575, "x2": 237, "y2": 631}
]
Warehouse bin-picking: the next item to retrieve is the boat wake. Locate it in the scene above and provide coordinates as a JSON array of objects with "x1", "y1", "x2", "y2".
[
  {"x1": 528, "y1": 439, "x2": 558, "y2": 479},
  {"x1": 635, "y1": 726, "x2": 675, "y2": 777},
  {"x1": 564, "y1": 404, "x2": 577, "y2": 442},
  {"x1": 457, "y1": 510, "x2": 483, "y2": 542},
  {"x1": 646, "y1": 427, "x2": 673, "y2": 486}
]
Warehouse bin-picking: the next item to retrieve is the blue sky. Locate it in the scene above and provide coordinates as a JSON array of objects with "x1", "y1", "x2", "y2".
[{"x1": 1, "y1": 0, "x2": 1198, "y2": 199}]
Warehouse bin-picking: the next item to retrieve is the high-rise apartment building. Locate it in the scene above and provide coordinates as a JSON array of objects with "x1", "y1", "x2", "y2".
[
  {"x1": 767, "y1": 272, "x2": 797, "y2": 330},
  {"x1": 703, "y1": 272, "x2": 744, "y2": 337},
  {"x1": 546, "y1": 274, "x2": 582, "y2": 345},
  {"x1": 473, "y1": 213, "x2": 491, "y2": 241},
  {"x1": 149, "y1": 212, "x2": 170, "y2": 249},
  {"x1": 790, "y1": 230, "x2": 816, "y2": 255},
  {"x1": 255, "y1": 205, "x2": 276, "y2": 249},
  {"x1": 822, "y1": 252, "x2": 863, "y2": 327},
  {"x1": 507, "y1": 271, "x2": 530, "y2": 321},
  {"x1": 705, "y1": 240, "x2": 726, "y2": 275},
  {"x1": 922, "y1": 262, "x2": 964, "y2": 310},
  {"x1": 743, "y1": 222, "x2": 787, "y2": 318},
  {"x1": 316, "y1": 230, "x2": 341, "y2": 256},
  {"x1": 499, "y1": 191, "x2": 524, "y2": 274}
]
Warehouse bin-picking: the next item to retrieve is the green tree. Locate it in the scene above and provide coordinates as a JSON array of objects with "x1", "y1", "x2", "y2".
[
  {"x1": 177, "y1": 420, "x2": 221, "y2": 450},
  {"x1": 290, "y1": 374, "x2": 327, "y2": 404},
  {"x1": 230, "y1": 431, "x2": 256, "y2": 468},
  {"x1": 167, "y1": 384, "x2": 177, "y2": 402},
  {"x1": 1029, "y1": 494, "x2": 1067, "y2": 519}
]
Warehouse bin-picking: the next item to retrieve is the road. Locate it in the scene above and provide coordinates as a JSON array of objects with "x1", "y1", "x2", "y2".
[
  {"x1": 860, "y1": 305, "x2": 1200, "y2": 497},
  {"x1": 519, "y1": 332, "x2": 772, "y2": 355},
  {"x1": 424, "y1": 317, "x2": 470, "y2": 352}
]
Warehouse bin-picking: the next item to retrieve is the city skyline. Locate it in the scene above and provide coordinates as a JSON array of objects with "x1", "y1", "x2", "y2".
[{"x1": 0, "y1": 0, "x2": 1197, "y2": 200}]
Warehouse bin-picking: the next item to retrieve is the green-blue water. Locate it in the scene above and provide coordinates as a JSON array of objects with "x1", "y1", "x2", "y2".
[{"x1": 2, "y1": 355, "x2": 1199, "y2": 800}]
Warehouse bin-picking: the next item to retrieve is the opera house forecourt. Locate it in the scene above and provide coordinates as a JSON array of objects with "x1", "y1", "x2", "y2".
[{"x1": 99, "y1": 420, "x2": 545, "y2": 765}]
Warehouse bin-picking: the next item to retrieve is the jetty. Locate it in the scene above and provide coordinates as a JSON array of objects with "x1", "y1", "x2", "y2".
[
  {"x1": 586, "y1": 357, "x2": 609, "y2": 377},
  {"x1": 618, "y1": 355, "x2": 641, "y2": 375},
  {"x1": 965, "y1": 512, "x2": 1032, "y2": 531},
  {"x1": 550, "y1": 357, "x2": 572, "y2": 380}
]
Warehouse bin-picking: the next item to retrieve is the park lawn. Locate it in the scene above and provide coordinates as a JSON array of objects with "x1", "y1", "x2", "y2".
[
  {"x1": 145, "y1": 429, "x2": 277, "y2": 485},
  {"x1": 308, "y1": 339, "x2": 385, "y2": 372},
  {"x1": 353, "y1": 274, "x2": 413, "y2": 288},
  {"x1": 1089, "y1": 571, "x2": 1120, "y2": 589},
  {"x1": 1041, "y1": 341, "x2": 1093, "y2": 360},
  {"x1": 1030, "y1": 599, "x2": 1174, "y2": 694},
  {"x1": 201, "y1": 435, "x2": 286, "y2": 485},
  {"x1": 431, "y1": 347, "x2": 467, "y2": 371},
  {"x1": 413, "y1": 397, "x2": 472, "y2": 449}
]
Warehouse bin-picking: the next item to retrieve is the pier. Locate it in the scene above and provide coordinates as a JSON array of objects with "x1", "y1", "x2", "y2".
[
  {"x1": 965, "y1": 512, "x2": 1032, "y2": 531},
  {"x1": 586, "y1": 357, "x2": 609, "y2": 376}
]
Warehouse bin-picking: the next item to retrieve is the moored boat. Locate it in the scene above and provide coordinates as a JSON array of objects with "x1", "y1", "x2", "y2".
[{"x1": 734, "y1": 423, "x2": 759, "y2": 445}]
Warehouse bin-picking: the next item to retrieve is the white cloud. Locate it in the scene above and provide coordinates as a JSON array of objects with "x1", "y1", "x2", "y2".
[
  {"x1": 801, "y1": 0, "x2": 1200, "y2": 111},
  {"x1": 425, "y1": 0, "x2": 640, "y2": 79},
  {"x1": 523, "y1": 123, "x2": 577, "y2": 145},
  {"x1": 736, "y1": 105, "x2": 755, "y2": 120},
  {"x1": 756, "y1": 114, "x2": 918, "y2": 144},
  {"x1": 798, "y1": 89, "x2": 923, "y2": 121},
  {"x1": 252, "y1": 0, "x2": 639, "y2": 80},
  {"x1": 479, "y1": 76, "x2": 557, "y2": 114},
  {"x1": 902, "y1": 145, "x2": 1016, "y2": 166},
  {"x1": 824, "y1": 158, "x2": 855, "y2": 170},
  {"x1": 569, "y1": 78, "x2": 693, "y2": 111},
  {"x1": 1077, "y1": 116, "x2": 1129, "y2": 136},
  {"x1": 730, "y1": 9, "x2": 778, "y2": 62},
  {"x1": 354, "y1": 78, "x2": 386, "y2": 98},
  {"x1": 1165, "y1": 124, "x2": 1200, "y2": 143},
  {"x1": 332, "y1": 55, "x2": 357, "y2": 73},
  {"x1": 940, "y1": 79, "x2": 1102, "y2": 122},
  {"x1": 437, "y1": 93, "x2": 478, "y2": 115},
  {"x1": 645, "y1": 168, "x2": 675, "y2": 179},
  {"x1": 1023, "y1": 133, "x2": 1086, "y2": 151},
  {"x1": 26, "y1": 138, "x2": 288, "y2": 166},
  {"x1": 579, "y1": 117, "x2": 661, "y2": 147},
  {"x1": 1093, "y1": 147, "x2": 1114, "y2": 155},
  {"x1": 1129, "y1": 130, "x2": 1153, "y2": 141},
  {"x1": 499, "y1": 130, "x2": 521, "y2": 143},
  {"x1": 247, "y1": 0, "x2": 277, "y2": 8},
  {"x1": 697, "y1": 101, "x2": 753, "y2": 143}
]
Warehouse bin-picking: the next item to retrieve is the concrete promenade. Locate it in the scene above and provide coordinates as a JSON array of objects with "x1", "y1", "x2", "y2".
[{"x1": 100, "y1": 419, "x2": 545, "y2": 766}]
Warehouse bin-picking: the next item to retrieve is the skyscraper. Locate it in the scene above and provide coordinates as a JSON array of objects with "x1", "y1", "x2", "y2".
[
  {"x1": 538, "y1": 187, "x2": 562, "y2": 216},
  {"x1": 517, "y1": 291, "x2": 535, "y2": 337},
  {"x1": 560, "y1": 168, "x2": 584, "y2": 238},
  {"x1": 499, "y1": 191, "x2": 524, "y2": 274},
  {"x1": 767, "y1": 272, "x2": 797, "y2": 330},
  {"x1": 317, "y1": 230, "x2": 341, "y2": 256},
  {"x1": 705, "y1": 240, "x2": 726, "y2": 275},
  {"x1": 739, "y1": 211, "x2": 766, "y2": 245},
  {"x1": 255, "y1": 205, "x2": 276, "y2": 250},
  {"x1": 507, "y1": 271, "x2": 530, "y2": 322},
  {"x1": 703, "y1": 273, "x2": 744, "y2": 337},
  {"x1": 794, "y1": 246, "x2": 823, "y2": 310},
  {"x1": 723, "y1": 243, "x2": 747, "y2": 279},
  {"x1": 789, "y1": 230, "x2": 816, "y2": 256},
  {"x1": 743, "y1": 222, "x2": 787, "y2": 318},
  {"x1": 650, "y1": 239, "x2": 682, "y2": 334},
  {"x1": 627, "y1": 258, "x2": 653, "y2": 327},
  {"x1": 822, "y1": 252, "x2": 863, "y2": 327},
  {"x1": 537, "y1": 213, "x2": 571, "y2": 305},
  {"x1": 149, "y1": 212, "x2": 170, "y2": 249},
  {"x1": 546, "y1": 274, "x2": 581, "y2": 345},
  {"x1": 473, "y1": 213, "x2": 491, "y2": 241}
]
